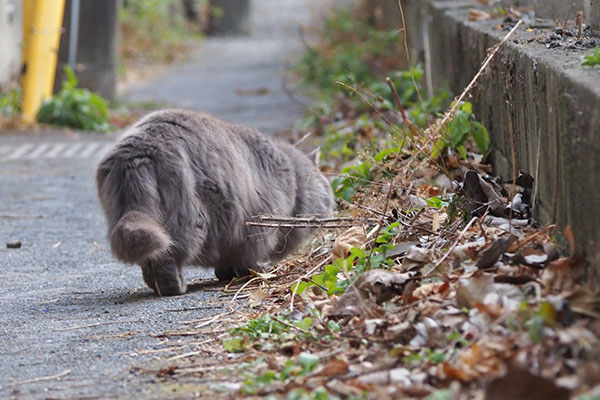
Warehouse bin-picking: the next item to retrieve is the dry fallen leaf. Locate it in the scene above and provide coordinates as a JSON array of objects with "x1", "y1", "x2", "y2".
[
  {"x1": 413, "y1": 281, "x2": 447, "y2": 300},
  {"x1": 315, "y1": 358, "x2": 349, "y2": 377},
  {"x1": 333, "y1": 226, "x2": 366, "y2": 259},
  {"x1": 248, "y1": 288, "x2": 267, "y2": 308},
  {"x1": 485, "y1": 363, "x2": 570, "y2": 400},
  {"x1": 476, "y1": 234, "x2": 516, "y2": 269},
  {"x1": 542, "y1": 256, "x2": 587, "y2": 293},
  {"x1": 469, "y1": 8, "x2": 491, "y2": 21},
  {"x1": 456, "y1": 272, "x2": 495, "y2": 309},
  {"x1": 327, "y1": 269, "x2": 412, "y2": 317}
]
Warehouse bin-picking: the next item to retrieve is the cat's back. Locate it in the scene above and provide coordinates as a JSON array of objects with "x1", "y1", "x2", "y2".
[{"x1": 119, "y1": 109, "x2": 229, "y2": 148}]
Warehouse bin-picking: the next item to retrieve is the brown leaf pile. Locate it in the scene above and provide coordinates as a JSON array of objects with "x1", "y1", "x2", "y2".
[{"x1": 134, "y1": 131, "x2": 599, "y2": 399}]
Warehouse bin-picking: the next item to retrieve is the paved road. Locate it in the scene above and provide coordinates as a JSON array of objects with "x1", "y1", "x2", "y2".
[
  {"x1": 0, "y1": 1, "x2": 344, "y2": 398},
  {"x1": 125, "y1": 0, "x2": 318, "y2": 135},
  {"x1": 1, "y1": 141, "x2": 224, "y2": 399}
]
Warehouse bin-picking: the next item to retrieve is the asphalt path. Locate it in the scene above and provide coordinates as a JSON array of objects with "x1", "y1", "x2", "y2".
[
  {"x1": 1, "y1": 141, "x2": 225, "y2": 398},
  {"x1": 0, "y1": 1, "x2": 348, "y2": 397}
]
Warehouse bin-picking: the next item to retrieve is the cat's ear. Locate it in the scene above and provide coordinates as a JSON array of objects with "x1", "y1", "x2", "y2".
[{"x1": 307, "y1": 147, "x2": 321, "y2": 166}]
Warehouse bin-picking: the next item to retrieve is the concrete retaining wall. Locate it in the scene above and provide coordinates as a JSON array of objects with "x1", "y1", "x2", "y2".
[
  {"x1": 402, "y1": 0, "x2": 600, "y2": 270},
  {"x1": 0, "y1": 0, "x2": 22, "y2": 89}
]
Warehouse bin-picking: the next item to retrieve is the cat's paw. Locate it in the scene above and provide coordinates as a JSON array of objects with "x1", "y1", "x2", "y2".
[
  {"x1": 214, "y1": 265, "x2": 262, "y2": 281},
  {"x1": 214, "y1": 266, "x2": 236, "y2": 281},
  {"x1": 155, "y1": 279, "x2": 187, "y2": 296},
  {"x1": 141, "y1": 257, "x2": 187, "y2": 296}
]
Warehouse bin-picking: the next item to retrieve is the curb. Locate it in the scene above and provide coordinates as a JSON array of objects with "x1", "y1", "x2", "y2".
[{"x1": 405, "y1": 0, "x2": 600, "y2": 268}]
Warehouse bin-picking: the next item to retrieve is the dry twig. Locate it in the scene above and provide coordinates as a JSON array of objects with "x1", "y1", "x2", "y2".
[
  {"x1": 7, "y1": 369, "x2": 71, "y2": 387},
  {"x1": 53, "y1": 320, "x2": 142, "y2": 332},
  {"x1": 435, "y1": 20, "x2": 523, "y2": 133},
  {"x1": 424, "y1": 216, "x2": 479, "y2": 277}
]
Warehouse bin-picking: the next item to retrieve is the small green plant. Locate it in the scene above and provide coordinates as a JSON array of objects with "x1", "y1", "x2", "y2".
[
  {"x1": 37, "y1": 67, "x2": 110, "y2": 132},
  {"x1": 0, "y1": 88, "x2": 22, "y2": 117},
  {"x1": 426, "y1": 196, "x2": 449, "y2": 209},
  {"x1": 447, "y1": 332, "x2": 470, "y2": 348},
  {"x1": 331, "y1": 161, "x2": 372, "y2": 202},
  {"x1": 424, "y1": 348, "x2": 446, "y2": 364},
  {"x1": 293, "y1": 223, "x2": 399, "y2": 296},
  {"x1": 402, "y1": 348, "x2": 446, "y2": 366},
  {"x1": 287, "y1": 387, "x2": 344, "y2": 400},
  {"x1": 223, "y1": 313, "x2": 316, "y2": 353},
  {"x1": 508, "y1": 301, "x2": 559, "y2": 343},
  {"x1": 582, "y1": 47, "x2": 600, "y2": 67},
  {"x1": 447, "y1": 194, "x2": 470, "y2": 222},
  {"x1": 241, "y1": 353, "x2": 321, "y2": 394},
  {"x1": 424, "y1": 390, "x2": 453, "y2": 400},
  {"x1": 432, "y1": 101, "x2": 490, "y2": 159}
]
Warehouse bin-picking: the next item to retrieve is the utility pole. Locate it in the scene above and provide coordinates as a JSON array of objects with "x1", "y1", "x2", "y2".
[{"x1": 55, "y1": 0, "x2": 119, "y2": 100}]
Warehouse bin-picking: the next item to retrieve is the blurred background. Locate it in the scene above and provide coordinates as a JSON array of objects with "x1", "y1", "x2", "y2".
[{"x1": 0, "y1": 0, "x2": 347, "y2": 130}]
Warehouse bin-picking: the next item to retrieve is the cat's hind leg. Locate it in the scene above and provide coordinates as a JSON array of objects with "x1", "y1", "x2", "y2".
[
  {"x1": 214, "y1": 264, "x2": 264, "y2": 281},
  {"x1": 141, "y1": 256, "x2": 186, "y2": 296}
]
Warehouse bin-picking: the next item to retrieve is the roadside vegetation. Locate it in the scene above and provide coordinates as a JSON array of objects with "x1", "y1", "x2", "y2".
[
  {"x1": 119, "y1": 0, "x2": 199, "y2": 65},
  {"x1": 0, "y1": 68, "x2": 113, "y2": 132},
  {"x1": 1, "y1": 1, "x2": 202, "y2": 132},
  {"x1": 37, "y1": 67, "x2": 111, "y2": 132},
  {"x1": 136, "y1": 4, "x2": 600, "y2": 400},
  {"x1": 583, "y1": 47, "x2": 600, "y2": 67}
]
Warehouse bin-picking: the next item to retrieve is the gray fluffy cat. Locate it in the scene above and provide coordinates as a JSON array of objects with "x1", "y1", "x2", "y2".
[{"x1": 96, "y1": 110, "x2": 333, "y2": 296}]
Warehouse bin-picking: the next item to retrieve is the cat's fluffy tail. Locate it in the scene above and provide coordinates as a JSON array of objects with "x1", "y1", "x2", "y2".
[{"x1": 109, "y1": 211, "x2": 172, "y2": 263}]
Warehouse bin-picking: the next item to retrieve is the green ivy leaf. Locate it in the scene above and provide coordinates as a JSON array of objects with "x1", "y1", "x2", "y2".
[
  {"x1": 582, "y1": 47, "x2": 600, "y2": 67},
  {"x1": 223, "y1": 338, "x2": 247, "y2": 353},
  {"x1": 460, "y1": 101, "x2": 473, "y2": 114},
  {"x1": 471, "y1": 121, "x2": 490, "y2": 154},
  {"x1": 298, "y1": 352, "x2": 319, "y2": 375},
  {"x1": 449, "y1": 112, "x2": 471, "y2": 148},
  {"x1": 295, "y1": 317, "x2": 313, "y2": 331},
  {"x1": 426, "y1": 197, "x2": 443, "y2": 209}
]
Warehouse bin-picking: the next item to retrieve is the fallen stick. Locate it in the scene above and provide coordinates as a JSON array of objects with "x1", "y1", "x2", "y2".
[
  {"x1": 166, "y1": 305, "x2": 224, "y2": 312},
  {"x1": 289, "y1": 255, "x2": 333, "y2": 312},
  {"x1": 53, "y1": 319, "x2": 142, "y2": 332},
  {"x1": 386, "y1": 76, "x2": 420, "y2": 137},
  {"x1": 246, "y1": 222, "x2": 357, "y2": 229},
  {"x1": 424, "y1": 216, "x2": 479, "y2": 277},
  {"x1": 251, "y1": 215, "x2": 379, "y2": 223},
  {"x1": 7, "y1": 369, "x2": 71, "y2": 387},
  {"x1": 435, "y1": 19, "x2": 524, "y2": 131}
]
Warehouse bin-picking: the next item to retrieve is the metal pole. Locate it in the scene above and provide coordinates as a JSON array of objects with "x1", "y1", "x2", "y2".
[
  {"x1": 68, "y1": 0, "x2": 80, "y2": 69},
  {"x1": 21, "y1": 0, "x2": 67, "y2": 123}
]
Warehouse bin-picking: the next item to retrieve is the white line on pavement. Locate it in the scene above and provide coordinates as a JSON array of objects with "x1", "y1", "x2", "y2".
[
  {"x1": 78, "y1": 143, "x2": 101, "y2": 159},
  {"x1": 23, "y1": 143, "x2": 52, "y2": 159},
  {"x1": 5, "y1": 144, "x2": 34, "y2": 160},
  {"x1": 43, "y1": 143, "x2": 68, "y2": 158}
]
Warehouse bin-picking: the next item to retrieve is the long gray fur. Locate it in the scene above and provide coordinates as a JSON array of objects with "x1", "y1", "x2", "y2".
[{"x1": 96, "y1": 110, "x2": 334, "y2": 296}]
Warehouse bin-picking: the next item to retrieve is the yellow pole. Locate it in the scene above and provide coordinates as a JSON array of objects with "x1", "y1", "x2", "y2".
[
  {"x1": 21, "y1": 0, "x2": 66, "y2": 124},
  {"x1": 22, "y1": 0, "x2": 35, "y2": 61}
]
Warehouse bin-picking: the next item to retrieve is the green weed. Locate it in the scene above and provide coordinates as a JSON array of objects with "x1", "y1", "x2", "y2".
[
  {"x1": 0, "y1": 88, "x2": 22, "y2": 117},
  {"x1": 294, "y1": 7, "x2": 418, "y2": 116},
  {"x1": 331, "y1": 161, "x2": 372, "y2": 202},
  {"x1": 402, "y1": 348, "x2": 446, "y2": 366},
  {"x1": 241, "y1": 353, "x2": 320, "y2": 394},
  {"x1": 432, "y1": 101, "x2": 489, "y2": 159},
  {"x1": 293, "y1": 223, "x2": 400, "y2": 296},
  {"x1": 119, "y1": 0, "x2": 196, "y2": 63},
  {"x1": 424, "y1": 390, "x2": 452, "y2": 400},
  {"x1": 37, "y1": 67, "x2": 110, "y2": 132},
  {"x1": 582, "y1": 47, "x2": 600, "y2": 67},
  {"x1": 223, "y1": 313, "x2": 317, "y2": 353},
  {"x1": 506, "y1": 301, "x2": 560, "y2": 343}
]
